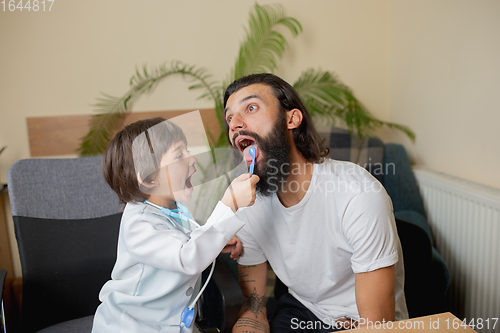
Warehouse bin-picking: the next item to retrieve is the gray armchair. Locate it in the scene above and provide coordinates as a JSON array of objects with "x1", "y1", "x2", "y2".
[
  {"x1": 8, "y1": 157, "x2": 122, "y2": 332},
  {"x1": 383, "y1": 143, "x2": 450, "y2": 317},
  {"x1": 7, "y1": 156, "x2": 241, "y2": 332}
]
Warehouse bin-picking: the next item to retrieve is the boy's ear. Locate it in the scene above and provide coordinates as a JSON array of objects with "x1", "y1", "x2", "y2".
[
  {"x1": 137, "y1": 172, "x2": 158, "y2": 188},
  {"x1": 286, "y1": 108, "x2": 303, "y2": 130}
]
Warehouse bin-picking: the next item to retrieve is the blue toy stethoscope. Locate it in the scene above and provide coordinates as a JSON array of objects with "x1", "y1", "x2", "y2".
[{"x1": 144, "y1": 199, "x2": 216, "y2": 328}]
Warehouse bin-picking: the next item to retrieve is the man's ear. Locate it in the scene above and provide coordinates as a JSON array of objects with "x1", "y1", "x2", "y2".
[
  {"x1": 137, "y1": 172, "x2": 158, "y2": 189},
  {"x1": 286, "y1": 108, "x2": 303, "y2": 130}
]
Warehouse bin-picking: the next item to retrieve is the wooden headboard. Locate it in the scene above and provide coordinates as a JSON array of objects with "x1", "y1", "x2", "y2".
[{"x1": 27, "y1": 108, "x2": 221, "y2": 157}]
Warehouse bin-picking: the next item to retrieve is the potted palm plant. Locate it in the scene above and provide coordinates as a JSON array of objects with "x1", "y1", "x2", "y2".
[{"x1": 78, "y1": 2, "x2": 414, "y2": 157}]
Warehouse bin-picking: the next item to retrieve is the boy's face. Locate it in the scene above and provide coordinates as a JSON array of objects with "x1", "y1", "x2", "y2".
[{"x1": 154, "y1": 141, "x2": 197, "y2": 203}]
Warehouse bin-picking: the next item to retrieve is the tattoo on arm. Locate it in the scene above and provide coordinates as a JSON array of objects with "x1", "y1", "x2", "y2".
[
  {"x1": 238, "y1": 265, "x2": 257, "y2": 279},
  {"x1": 238, "y1": 272, "x2": 256, "y2": 284},
  {"x1": 242, "y1": 287, "x2": 266, "y2": 318},
  {"x1": 234, "y1": 317, "x2": 270, "y2": 333},
  {"x1": 235, "y1": 264, "x2": 269, "y2": 332}
]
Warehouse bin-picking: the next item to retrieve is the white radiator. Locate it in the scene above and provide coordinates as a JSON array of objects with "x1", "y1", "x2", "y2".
[{"x1": 413, "y1": 167, "x2": 500, "y2": 332}]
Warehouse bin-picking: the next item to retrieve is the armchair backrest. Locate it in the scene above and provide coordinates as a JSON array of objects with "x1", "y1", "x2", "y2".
[
  {"x1": 7, "y1": 156, "x2": 122, "y2": 332},
  {"x1": 383, "y1": 143, "x2": 426, "y2": 216},
  {"x1": 319, "y1": 126, "x2": 385, "y2": 183}
]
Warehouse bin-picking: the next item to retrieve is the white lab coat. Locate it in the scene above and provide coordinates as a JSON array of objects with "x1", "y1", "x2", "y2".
[{"x1": 92, "y1": 201, "x2": 245, "y2": 333}]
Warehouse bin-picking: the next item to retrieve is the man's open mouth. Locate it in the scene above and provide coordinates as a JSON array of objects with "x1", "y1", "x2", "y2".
[
  {"x1": 234, "y1": 135, "x2": 260, "y2": 165},
  {"x1": 235, "y1": 135, "x2": 256, "y2": 152}
]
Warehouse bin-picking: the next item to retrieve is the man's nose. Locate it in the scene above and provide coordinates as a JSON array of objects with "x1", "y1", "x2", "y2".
[{"x1": 229, "y1": 114, "x2": 245, "y2": 132}]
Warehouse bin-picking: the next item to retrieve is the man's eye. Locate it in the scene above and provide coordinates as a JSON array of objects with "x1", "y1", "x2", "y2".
[
  {"x1": 248, "y1": 105, "x2": 257, "y2": 112},
  {"x1": 177, "y1": 153, "x2": 183, "y2": 159},
  {"x1": 227, "y1": 115, "x2": 233, "y2": 123}
]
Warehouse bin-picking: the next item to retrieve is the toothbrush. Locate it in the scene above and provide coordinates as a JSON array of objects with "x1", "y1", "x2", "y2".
[{"x1": 249, "y1": 146, "x2": 256, "y2": 175}]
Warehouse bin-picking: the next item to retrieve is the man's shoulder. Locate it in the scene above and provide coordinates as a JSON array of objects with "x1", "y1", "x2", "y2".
[
  {"x1": 316, "y1": 159, "x2": 374, "y2": 181},
  {"x1": 314, "y1": 159, "x2": 384, "y2": 195}
]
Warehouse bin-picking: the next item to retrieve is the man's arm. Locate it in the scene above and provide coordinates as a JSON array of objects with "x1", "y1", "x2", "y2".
[
  {"x1": 355, "y1": 265, "x2": 396, "y2": 327},
  {"x1": 232, "y1": 262, "x2": 269, "y2": 333}
]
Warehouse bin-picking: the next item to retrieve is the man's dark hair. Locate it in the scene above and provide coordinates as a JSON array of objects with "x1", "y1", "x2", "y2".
[
  {"x1": 102, "y1": 117, "x2": 186, "y2": 204},
  {"x1": 223, "y1": 73, "x2": 329, "y2": 163}
]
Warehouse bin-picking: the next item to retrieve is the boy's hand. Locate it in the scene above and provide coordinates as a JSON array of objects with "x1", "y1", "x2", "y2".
[
  {"x1": 221, "y1": 173, "x2": 260, "y2": 212},
  {"x1": 221, "y1": 236, "x2": 243, "y2": 260}
]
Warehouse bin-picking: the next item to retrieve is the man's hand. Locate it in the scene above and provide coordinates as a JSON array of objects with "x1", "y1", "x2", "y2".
[
  {"x1": 232, "y1": 263, "x2": 269, "y2": 333},
  {"x1": 355, "y1": 265, "x2": 396, "y2": 327}
]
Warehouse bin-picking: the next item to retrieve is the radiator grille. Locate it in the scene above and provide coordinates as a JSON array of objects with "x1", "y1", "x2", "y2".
[{"x1": 413, "y1": 167, "x2": 500, "y2": 333}]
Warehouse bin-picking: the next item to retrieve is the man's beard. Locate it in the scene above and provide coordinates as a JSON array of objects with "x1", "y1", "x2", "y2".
[{"x1": 233, "y1": 112, "x2": 291, "y2": 197}]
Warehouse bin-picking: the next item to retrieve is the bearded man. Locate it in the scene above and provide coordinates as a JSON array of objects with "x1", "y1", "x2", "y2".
[{"x1": 224, "y1": 73, "x2": 408, "y2": 333}]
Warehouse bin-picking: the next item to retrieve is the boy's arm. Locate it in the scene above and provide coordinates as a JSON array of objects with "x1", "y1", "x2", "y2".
[
  {"x1": 355, "y1": 265, "x2": 396, "y2": 327},
  {"x1": 233, "y1": 262, "x2": 269, "y2": 333}
]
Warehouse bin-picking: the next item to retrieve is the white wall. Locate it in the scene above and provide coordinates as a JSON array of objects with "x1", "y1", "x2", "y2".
[
  {"x1": 385, "y1": 0, "x2": 500, "y2": 189},
  {"x1": 0, "y1": 0, "x2": 391, "y2": 182},
  {"x1": 1, "y1": 0, "x2": 499, "y2": 277},
  {"x1": 0, "y1": 0, "x2": 390, "y2": 277}
]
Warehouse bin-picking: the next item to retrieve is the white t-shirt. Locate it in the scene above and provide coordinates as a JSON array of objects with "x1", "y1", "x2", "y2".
[{"x1": 236, "y1": 159, "x2": 408, "y2": 322}]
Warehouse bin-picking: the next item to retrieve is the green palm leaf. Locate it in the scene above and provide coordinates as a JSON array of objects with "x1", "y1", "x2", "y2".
[
  {"x1": 78, "y1": 61, "x2": 222, "y2": 156},
  {"x1": 342, "y1": 88, "x2": 415, "y2": 141},
  {"x1": 294, "y1": 68, "x2": 415, "y2": 141},
  {"x1": 79, "y1": 2, "x2": 414, "y2": 157},
  {"x1": 230, "y1": 3, "x2": 302, "y2": 82},
  {"x1": 293, "y1": 69, "x2": 346, "y2": 112}
]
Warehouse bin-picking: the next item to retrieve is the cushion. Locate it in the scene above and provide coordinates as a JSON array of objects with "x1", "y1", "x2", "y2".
[{"x1": 37, "y1": 315, "x2": 93, "y2": 333}]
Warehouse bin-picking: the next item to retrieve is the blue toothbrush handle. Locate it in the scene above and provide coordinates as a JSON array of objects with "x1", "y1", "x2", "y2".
[{"x1": 248, "y1": 146, "x2": 256, "y2": 175}]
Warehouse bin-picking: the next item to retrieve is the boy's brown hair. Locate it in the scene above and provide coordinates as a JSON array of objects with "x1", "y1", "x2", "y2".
[{"x1": 102, "y1": 117, "x2": 186, "y2": 204}]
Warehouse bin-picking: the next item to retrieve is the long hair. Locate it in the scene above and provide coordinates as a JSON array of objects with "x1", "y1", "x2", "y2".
[{"x1": 223, "y1": 73, "x2": 329, "y2": 163}]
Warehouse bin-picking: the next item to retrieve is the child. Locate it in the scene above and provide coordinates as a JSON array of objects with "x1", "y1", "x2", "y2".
[{"x1": 92, "y1": 117, "x2": 259, "y2": 333}]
